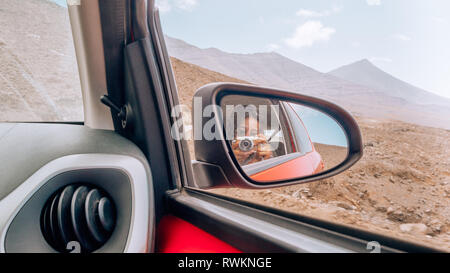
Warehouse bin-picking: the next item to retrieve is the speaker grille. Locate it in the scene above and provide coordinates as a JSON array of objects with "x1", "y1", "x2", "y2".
[{"x1": 41, "y1": 184, "x2": 116, "y2": 253}]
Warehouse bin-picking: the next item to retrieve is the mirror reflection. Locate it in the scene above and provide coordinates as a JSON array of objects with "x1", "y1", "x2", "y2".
[{"x1": 221, "y1": 95, "x2": 348, "y2": 183}]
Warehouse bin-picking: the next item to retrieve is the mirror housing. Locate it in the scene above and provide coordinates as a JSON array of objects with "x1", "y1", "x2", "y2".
[{"x1": 191, "y1": 82, "x2": 363, "y2": 189}]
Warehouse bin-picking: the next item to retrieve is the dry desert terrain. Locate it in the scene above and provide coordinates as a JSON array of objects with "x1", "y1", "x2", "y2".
[{"x1": 171, "y1": 57, "x2": 450, "y2": 251}]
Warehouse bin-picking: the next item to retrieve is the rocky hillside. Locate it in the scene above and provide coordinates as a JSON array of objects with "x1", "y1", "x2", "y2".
[
  {"x1": 329, "y1": 59, "x2": 450, "y2": 107},
  {"x1": 171, "y1": 57, "x2": 248, "y2": 108},
  {"x1": 170, "y1": 56, "x2": 450, "y2": 251},
  {"x1": 166, "y1": 36, "x2": 450, "y2": 130}
]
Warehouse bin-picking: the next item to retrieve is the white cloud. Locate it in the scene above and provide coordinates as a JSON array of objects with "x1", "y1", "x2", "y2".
[
  {"x1": 259, "y1": 16, "x2": 265, "y2": 24},
  {"x1": 155, "y1": 0, "x2": 198, "y2": 13},
  {"x1": 296, "y1": 9, "x2": 323, "y2": 18},
  {"x1": 432, "y1": 17, "x2": 447, "y2": 24},
  {"x1": 296, "y1": 5, "x2": 342, "y2": 18},
  {"x1": 155, "y1": 0, "x2": 171, "y2": 13},
  {"x1": 176, "y1": 0, "x2": 198, "y2": 10},
  {"x1": 392, "y1": 34, "x2": 412, "y2": 41},
  {"x1": 351, "y1": 41, "x2": 361, "y2": 48},
  {"x1": 266, "y1": 43, "x2": 280, "y2": 51},
  {"x1": 369, "y1": 57, "x2": 392, "y2": 63},
  {"x1": 366, "y1": 0, "x2": 381, "y2": 6},
  {"x1": 285, "y1": 21, "x2": 335, "y2": 49}
]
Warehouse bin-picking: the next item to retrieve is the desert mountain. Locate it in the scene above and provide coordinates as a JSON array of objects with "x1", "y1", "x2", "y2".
[
  {"x1": 170, "y1": 57, "x2": 248, "y2": 110},
  {"x1": 0, "y1": 0, "x2": 448, "y2": 129},
  {"x1": 165, "y1": 36, "x2": 450, "y2": 129},
  {"x1": 166, "y1": 36, "x2": 369, "y2": 97},
  {"x1": 169, "y1": 57, "x2": 450, "y2": 251},
  {"x1": 329, "y1": 59, "x2": 450, "y2": 107}
]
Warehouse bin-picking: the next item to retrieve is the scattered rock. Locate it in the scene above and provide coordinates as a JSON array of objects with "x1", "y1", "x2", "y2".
[
  {"x1": 388, "y1": 209, "x2": 406, "y2": 222},
  {"x1": 427, "y1": 220, "x2": 444, "y2": 235},
  {"x1": 396, "y1": 128, "x2": 411, "y2": 133},
  {"x1": 336, "y1": 202, "x2": 356, "y2": 210},
  {"x1": 406, "y1": 207, "x2": 415, "y2": 213},
  {"x1": 359, "y1": 190, "x2": 368, "y2": 199},
  {"x1": 399, "y1": 223, "x2": 429, "y2": 235},
  {"x1": 376, "y1": 205, "x2": 387, "y2": 213},
  {"x1": 292, "y1": 191, "x2": 301, "y2": 199},
  {"x1": 368, "y1": 198, "x2": 377, "y2": 206}
]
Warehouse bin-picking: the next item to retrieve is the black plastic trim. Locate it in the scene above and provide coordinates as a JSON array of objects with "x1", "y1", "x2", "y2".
[
  {"x1": 98, "y1": 0, "x2": 129, "y2": 130},
  {"x1": 5, "y1": 169, "x2": 132, "y2": 253},
  {"x1": 148, "y1": 5, "x2": 194, "y2": 191},
  {"x1": 123, "y1": 39, "x2": 173, "y2": 223},
  {"x1": 193, "y1": 83, "x2": 363, "y2": 189}
]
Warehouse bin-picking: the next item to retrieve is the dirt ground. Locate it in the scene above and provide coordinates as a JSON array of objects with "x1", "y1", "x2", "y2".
[
  {"x1": 314, "y1": 143, "x2": 347, "y2": 169},
  {"x1": 171, "y1": 57, "x2": 450, "y2": 251}
]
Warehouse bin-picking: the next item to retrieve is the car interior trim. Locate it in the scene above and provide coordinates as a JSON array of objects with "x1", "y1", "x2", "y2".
[
  {"x1": 67, "y1": 0, "x2": 114, "y2": 130},
  {"x1": 0, "y1": 154, "x2": 152, "y2": 253},
  {"x1": 168, "y1": 189, "x2": 370, "y2": 253},
  {"x1": 177, "y1": 188, "x2": 441, "y2": 253}
]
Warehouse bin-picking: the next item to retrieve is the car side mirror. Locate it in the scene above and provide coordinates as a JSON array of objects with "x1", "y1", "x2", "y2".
[{"x1": 190, "y1": 83, "x2": 363, "y2": 189}]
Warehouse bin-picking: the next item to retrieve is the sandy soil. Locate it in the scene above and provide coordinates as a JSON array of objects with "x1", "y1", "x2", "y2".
[
  {"x1": 314, "y1": 143, "x2": 347, "y2": 169},
  {"x1": 212, "y1": 118, "x2": 450, "y2": 251},
  {"x1": 171, "y1": 57, "x2": 450, "y2": 251}
]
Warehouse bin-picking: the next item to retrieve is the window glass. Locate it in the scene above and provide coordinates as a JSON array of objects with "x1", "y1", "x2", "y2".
[
  {"x1": 283, "y1": 102, "x2": 313, "y2": 155},
  {"x1": 1, "y1": 0, "x2": 83, "y2": 122},
  {"x1": 159, "y1": 0, "x2": 450, "y2": 251},
  {"x1": 221, "y1": 95, "x2": 291, "y2": 166}
]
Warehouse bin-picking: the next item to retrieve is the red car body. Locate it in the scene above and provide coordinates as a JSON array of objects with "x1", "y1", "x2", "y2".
[{"x1": 246, "y1": 102, "x2": 325, "y2": 182}]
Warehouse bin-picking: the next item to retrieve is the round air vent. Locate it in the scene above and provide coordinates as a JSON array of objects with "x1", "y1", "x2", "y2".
[{"x1": 41, "y1": 184, "x2": 116, "y2": 253}]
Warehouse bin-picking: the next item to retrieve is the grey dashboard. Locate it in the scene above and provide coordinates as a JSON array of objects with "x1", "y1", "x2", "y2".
[{"x1": 0, "y1": 123, "x2": 154, "y2": 253}]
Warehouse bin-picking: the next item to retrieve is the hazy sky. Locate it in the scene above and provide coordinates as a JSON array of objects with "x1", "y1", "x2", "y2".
[{"x1": 157, "y1": 0, "x2": 450, "y2": 99}]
